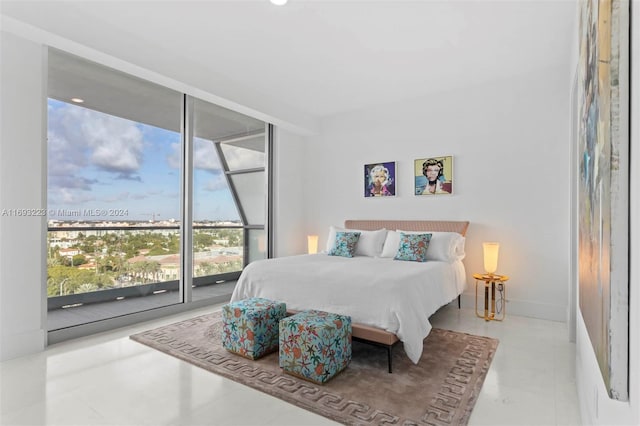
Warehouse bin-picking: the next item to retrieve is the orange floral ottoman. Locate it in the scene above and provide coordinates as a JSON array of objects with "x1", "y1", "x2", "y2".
[
  {"x1": 279, "y1": 310, "x2": 352, "y2": 384},
  {"x1": 221, "y1": 297, "x2": 286, "y2": 360}
]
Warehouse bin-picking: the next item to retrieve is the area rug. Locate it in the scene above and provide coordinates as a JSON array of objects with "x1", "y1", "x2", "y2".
[{"x1": 130, "y1": 312, "x2": 498, "y2": 425}]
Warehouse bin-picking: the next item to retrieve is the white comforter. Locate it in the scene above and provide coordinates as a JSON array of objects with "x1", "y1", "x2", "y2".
[{"x1": 230, "y1": 254, "x2": 466, "y2": 364}]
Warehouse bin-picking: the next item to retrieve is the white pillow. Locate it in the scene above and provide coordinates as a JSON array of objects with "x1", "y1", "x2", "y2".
[
  {"x1": 380, "y1": 230, "x2": 402, "y2": 258},
  {"x1": 325, "y1": 226, "x2": 387, "y2": 257},
  {"x1": 380, "y1": 230, "x2": 465, "y2": 261}
]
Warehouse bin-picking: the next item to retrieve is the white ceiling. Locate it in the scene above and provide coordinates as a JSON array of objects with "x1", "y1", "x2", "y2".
[
  {"x1": 47, "y1": 48, "x2": 266, "y2": 140},
  {"x1": 1, "y1": 0, "x2": 576, "y2": 130}
]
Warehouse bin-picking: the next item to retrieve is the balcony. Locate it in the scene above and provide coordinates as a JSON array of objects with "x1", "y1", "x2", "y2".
[
  {"x1": 48, "y1": 280, "x2": 237, "y2": 331},
  {"x1": 47, "y1": 222, "x2": 244, "y2": 331}
]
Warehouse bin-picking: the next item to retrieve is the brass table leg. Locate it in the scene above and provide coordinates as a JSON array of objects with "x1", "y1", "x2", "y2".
[
  {"x1": 484, "y1": 282, "x2": 489, "y2": 321},
  {"x1": 490, "y1": 281, "x2": 496, "y2": 320},
  {"x1": 476, "y1": 280, "x2": 484, "y2": 318}
]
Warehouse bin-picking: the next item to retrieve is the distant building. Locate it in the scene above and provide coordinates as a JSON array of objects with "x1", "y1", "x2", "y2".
[{"x1": 58, "y1": 248, "x2": 80, "y2": 258}]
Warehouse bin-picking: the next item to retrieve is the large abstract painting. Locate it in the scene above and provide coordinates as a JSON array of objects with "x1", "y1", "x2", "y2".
[{"x1": 577, "y1": 0, "x2": 629, "y2": 401}]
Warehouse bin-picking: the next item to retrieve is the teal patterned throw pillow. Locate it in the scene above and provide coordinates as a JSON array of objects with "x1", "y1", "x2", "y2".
[
  {"x1": 394, "y1": 232, "x2": 432, "y2": 262},
  {"x1": 328, "y1": 231, "x2": 361, "y2": 258}
]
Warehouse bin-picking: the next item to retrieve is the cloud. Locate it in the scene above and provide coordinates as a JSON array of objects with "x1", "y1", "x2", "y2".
[
  {"x1": 47, "y1": 102, "x2": 145, "y2": 188},
  {"x1": 222, "y1": 146, "x2": 265, "y2": 170},
  {"x1": 115, "y1": 173, "x2": 142, "y2": 182},
  {"x1": 48, "y1": 176, "x2": 98, "y2": 191},
  {"x1": 194, "y1": 139, "x2": 222, "y2": 171},
  {"x1": 167, "y1": 142, "x2": 182, "y2": 169},
  {"x1": 104, "y1": 192, "x2": 130, "y2": 203},
  {"x1": 79, "y1": 110, "x2": 144, "y2": 174},
  {"x1": 131, "y1": 189, "x2": 164, "y2": 200},
  {"x1": 167, "y1": 138, "x2": 222, "y2": 172},
  {"x1": 49, "y1": 188, "x2": 97, "y2": 205},
  {"x1": 167, "y1": 143, "x2": 181, "y2": 169},
  {"x1": 203, "y1": 173, "x2": 229, "y2": 192},
  {"x1": 47, "y1": 130, "x2": 88, "y2": 177}
]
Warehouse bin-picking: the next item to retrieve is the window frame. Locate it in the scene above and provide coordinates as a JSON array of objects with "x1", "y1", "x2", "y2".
[{"x1": 46, "y1": 50, "x2": 273, "y2": 342}]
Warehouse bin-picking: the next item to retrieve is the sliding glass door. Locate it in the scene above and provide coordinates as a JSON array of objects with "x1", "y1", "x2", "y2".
[
  {"x1": 190, "y1": 98, "x2": 267, "y2": 301},
  {"x1": 47, "y1": 49, "x2": 183, "y2": 330},
  {"x1": 46, "y1": 49, "x2": 270, "y2": 330}
]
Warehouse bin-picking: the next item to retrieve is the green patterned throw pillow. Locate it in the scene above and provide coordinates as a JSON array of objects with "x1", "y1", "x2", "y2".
[
  {"x1": 328, "y1": 231, "x2": 361, "y2": 258},
  {"x1": 394, "y1": 232, "x2": 432, "y2": 262}
]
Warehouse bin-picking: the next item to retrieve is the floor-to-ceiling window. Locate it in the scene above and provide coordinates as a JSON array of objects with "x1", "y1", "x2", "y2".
[
  {"x1": 190, "y1": 98, "x2": 267, "y2": 301},
  {"x1": 46, "y1": 49, "x2": 270, "y2": 332}
]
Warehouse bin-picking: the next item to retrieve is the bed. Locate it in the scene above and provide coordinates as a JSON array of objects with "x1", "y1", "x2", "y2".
[{"x1": 230, "y1": 219, "x2": 469, "y2": 372}]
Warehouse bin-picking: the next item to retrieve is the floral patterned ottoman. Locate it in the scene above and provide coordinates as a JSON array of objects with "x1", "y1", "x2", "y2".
[
  {"x1": 279, "y1": 310, "x2": 352, "y2": 384},
  {"x1": 221, "y1": 297, "x2": 286, "y2": 360}
]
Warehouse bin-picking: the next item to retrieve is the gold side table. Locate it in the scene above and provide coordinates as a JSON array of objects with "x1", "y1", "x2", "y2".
[{"x1": 473, "y1": 273, "x2": 509, "y2": 321}]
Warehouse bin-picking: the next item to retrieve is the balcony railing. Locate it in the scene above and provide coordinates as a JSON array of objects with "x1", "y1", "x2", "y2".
[{"x1": 47, "y1": 222, "x2": 244, "y2": 311}]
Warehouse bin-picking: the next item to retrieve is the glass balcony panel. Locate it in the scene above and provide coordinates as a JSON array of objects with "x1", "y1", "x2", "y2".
[
  {"x1": 229, "y1": 172, "x2": 265, "y2": 225},
  {"x1": 247, "y1": 229, "x2": 267, "y2": 263},
  {"x1": 193, "y1": 227, "x2": 244, "y2": 278},
  {"x1": 219, "y1": 134, "x2": 265, "y2": 171}
]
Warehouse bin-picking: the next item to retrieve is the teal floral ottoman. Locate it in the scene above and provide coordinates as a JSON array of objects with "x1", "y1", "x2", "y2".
[
  {"x1": 279, "y1": 310, "x2": 352, "y2": 384},
  {"x1": 222, "y1": 297, "x2": 286, "y2": 360}
]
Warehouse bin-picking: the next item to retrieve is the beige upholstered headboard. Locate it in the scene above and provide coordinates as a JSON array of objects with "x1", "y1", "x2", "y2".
[{"x1": 344, "y1": 220, "x2": 469, "y2": 236}]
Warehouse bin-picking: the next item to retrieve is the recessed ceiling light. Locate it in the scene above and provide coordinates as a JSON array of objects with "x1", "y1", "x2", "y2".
[
  {"x1": 70, "y1": 98, "x2": 84, "y2": 103},
  {"x1": 270, "y1": 0, "x2": 287, "y2": 5}
]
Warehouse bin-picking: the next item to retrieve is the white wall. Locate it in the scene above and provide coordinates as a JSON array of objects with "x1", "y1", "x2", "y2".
[
  {"x1": 0, "y1": 31, "x2": 47, "y2": 360},
  {"x1": 272, "y1": 127, "x2": 307, "y2": 257},
  {"x1": 294, "y1": 67, "x2": 571, "y2": 321},
  {"x1": 0, "y1": 22, "x2": 318, "y2": 360},
  {"x1": 574, "y1": 1, "x2": 639, "y2": 423}
]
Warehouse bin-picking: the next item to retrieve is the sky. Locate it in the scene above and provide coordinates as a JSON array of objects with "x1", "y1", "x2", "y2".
[{"x1": 47, "y1": 99, "x2": 241, "y2": 222}]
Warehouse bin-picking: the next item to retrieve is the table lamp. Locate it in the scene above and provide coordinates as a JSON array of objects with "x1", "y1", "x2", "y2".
[
  {"x1": 307, "y1": 235, "x2": 319, "y2": 254},
  {"x1": 483, "y1": 242, "x2": 500, "y2": 276}
]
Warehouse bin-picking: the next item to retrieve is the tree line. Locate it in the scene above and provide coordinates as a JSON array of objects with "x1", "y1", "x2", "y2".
[{"x1": 47, "y1": 228, "x2": 243, "y2": 297}]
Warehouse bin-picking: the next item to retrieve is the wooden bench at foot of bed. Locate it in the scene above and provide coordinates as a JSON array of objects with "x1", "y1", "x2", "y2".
[
  {"x1": 338, "y1": 295, "x2": 459, "y2": 374},
  {"x1": 350, "y1": 321, "x2": 400, "y2": 373}
]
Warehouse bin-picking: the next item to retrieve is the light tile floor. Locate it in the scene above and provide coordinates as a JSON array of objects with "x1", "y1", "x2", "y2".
[
  {"x1": 430, "y1": 306, "x2": 581, "y2": 426},
  {"x1": 0, "y1": 304, "x2": 581, "y2": 426}
]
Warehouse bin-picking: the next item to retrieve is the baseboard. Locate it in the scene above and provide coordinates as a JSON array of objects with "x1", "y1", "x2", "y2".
[{"x1": 458, "y1": 292, "x2": 566, "y2": 322}]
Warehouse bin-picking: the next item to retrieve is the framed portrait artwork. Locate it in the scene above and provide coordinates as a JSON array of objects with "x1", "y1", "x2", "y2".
[
  {"x1": 364, "y1": 162, "x2": 396, "y2": 197},
  {"x1": 414, "y1": 156, "x2": 453, "y2": 195}
]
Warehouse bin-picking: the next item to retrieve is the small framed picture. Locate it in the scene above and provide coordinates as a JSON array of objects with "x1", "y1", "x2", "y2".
[
  {"x1": 414, "y1": 156, "x2": 453, "y2": 195},
  {"x1": 364, "y1": 162, "x2": 396, "y2": 197}
]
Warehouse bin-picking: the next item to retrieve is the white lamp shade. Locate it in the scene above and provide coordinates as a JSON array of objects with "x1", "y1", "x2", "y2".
[
  {"x1": 307, "y1": 235, "x2": 319, "y2": 254},
  {"x1": 483, "y1": 242, "x2": 500, "y2": 275}
]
